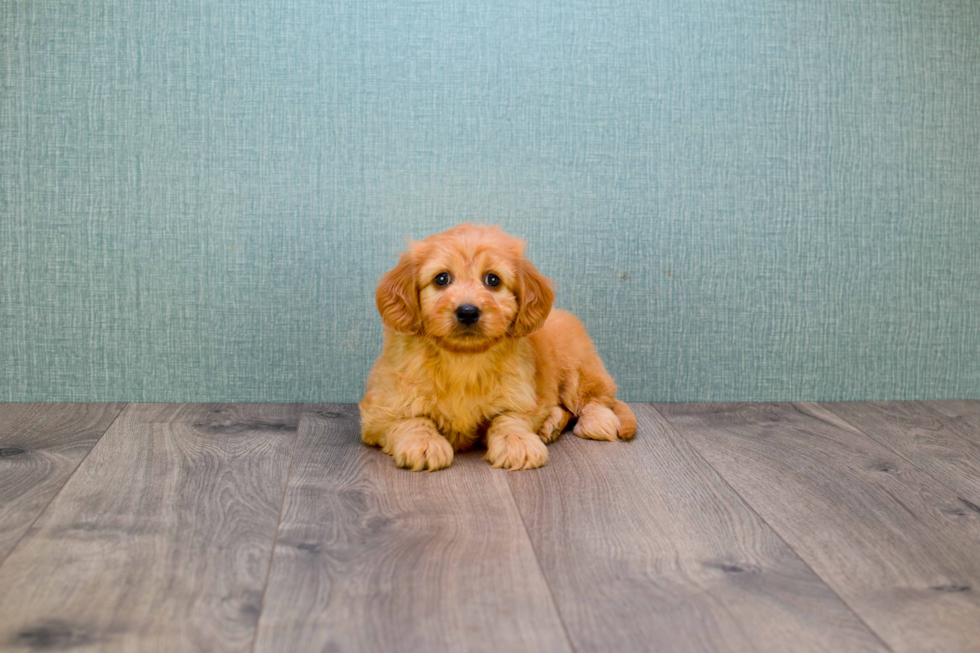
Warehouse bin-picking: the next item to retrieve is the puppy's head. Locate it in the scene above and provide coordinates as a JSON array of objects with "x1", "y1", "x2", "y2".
[{"x1": 375, "y1": 224, "x2": 554, "y2": 352}]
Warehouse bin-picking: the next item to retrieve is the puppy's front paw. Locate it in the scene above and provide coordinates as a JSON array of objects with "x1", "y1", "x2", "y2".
[
  {"x1": 385, "y1": 432, "x2": 454, "y2": 472},
  {"x1": 485, "y1": 431, "x2": 548, "y2": 471}
]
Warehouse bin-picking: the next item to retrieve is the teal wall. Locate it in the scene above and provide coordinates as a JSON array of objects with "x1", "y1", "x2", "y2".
[{"x1": 2, "y1": 1, "x2": 979, "y2": 402}]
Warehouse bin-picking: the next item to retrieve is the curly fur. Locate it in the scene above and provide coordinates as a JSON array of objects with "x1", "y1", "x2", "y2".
[{"x1": 360, "y1": 223, "x2": 635, "y2": 471}]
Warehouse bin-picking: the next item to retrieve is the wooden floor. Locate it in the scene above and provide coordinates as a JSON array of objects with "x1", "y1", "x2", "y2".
[{"x1": 1, "y1": 402, "x2": 978, "y2": 652}]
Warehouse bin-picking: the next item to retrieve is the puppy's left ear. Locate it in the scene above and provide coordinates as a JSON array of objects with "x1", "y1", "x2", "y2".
[{"x1": 509, "y1": 258, "x2": 554, "y2": 337}]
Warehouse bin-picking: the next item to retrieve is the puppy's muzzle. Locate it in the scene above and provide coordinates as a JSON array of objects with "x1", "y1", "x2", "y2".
[{"x1": 455, "y1": 304, "x2": 481, "y2": 326}]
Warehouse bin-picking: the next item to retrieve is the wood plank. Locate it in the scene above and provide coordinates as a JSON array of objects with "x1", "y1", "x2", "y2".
[
  {"x1": 926, "y1": 400, "x2": 980, "y2": 433},
  {"x1": 825, "y1": 401, "x2": 980, "y2": 505},
  {"x1": 0, "y1": 403, "x2": 300, "y2": 653},
  {"x1": 657, "y1": 402, "x2": 980, "y2": 653},
  {"x1": 253, "y1": 404, "x2": 572, "y2": 653},
  {"x1": 506, "y1": 404, "x2": 887, "y2": 653},
  {"x1": 0, "y1": 403, "x2": 125, "y2": 564}
]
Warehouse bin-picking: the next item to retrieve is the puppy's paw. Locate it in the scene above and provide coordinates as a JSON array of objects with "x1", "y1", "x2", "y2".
[
  {"x1": 612, "y1": 400, "x2": 637, "y2": 440},
  {"x1": 385, "y1": 432, "x2": 454, "y2": 472},
  {"x1": 486, "y1": 431, "x2": 548, "y2": 471},
  {"x1": 573, "y1": 402, "x2": 621, "y2": 442},
  {"x1": 538, "y1": 406, "x2": 571, "y2": 444}
]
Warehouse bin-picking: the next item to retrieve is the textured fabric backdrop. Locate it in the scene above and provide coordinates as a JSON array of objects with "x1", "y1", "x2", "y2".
[{"x1": 2, "y1": 1, "x2": 979, "y2": 402}]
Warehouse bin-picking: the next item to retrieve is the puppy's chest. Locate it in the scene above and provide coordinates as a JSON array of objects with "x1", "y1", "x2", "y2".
[{"x1": 416, "y1": 358, "x2": 535, "y2": 437}]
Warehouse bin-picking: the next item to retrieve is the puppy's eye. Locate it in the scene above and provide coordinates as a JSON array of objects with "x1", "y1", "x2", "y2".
[
  {"x1": 434, "y1": 272, "x2": 451, "y2": 286},
  {"x1": 484, "y1": 273, "x2": 501, "y2": 288}
]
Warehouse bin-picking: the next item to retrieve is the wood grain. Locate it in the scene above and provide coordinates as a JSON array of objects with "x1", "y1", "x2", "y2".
[
  {"x1": 657, "y1": 402, "x2": 980, "y2": 653},
  {"x1": 252, "y1": 404, "x2": 572, "y2": 653},
  {"x1": 825, "y1": 401, "x2": 980, "y2": 505},
  {"x1": 0, "y1": 403, "x2": 300, "y2": 653},
  {"x1": 0, "y1": 403, "x2": 124, "y2": 564},
  {"x1": 926, "y1": 400, "x2": 980, "y2": 433},
  {"x1": 506, "y1": 404, "x2": 887, "y2": 653}
]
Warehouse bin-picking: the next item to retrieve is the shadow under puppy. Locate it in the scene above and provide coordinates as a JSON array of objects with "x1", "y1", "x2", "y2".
[{"x1": 360, "y1": 223, "x2": 635, "y2": 471}]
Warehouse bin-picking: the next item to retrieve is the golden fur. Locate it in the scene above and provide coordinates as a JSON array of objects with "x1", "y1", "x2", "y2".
[{"x1": 360, "y1": 223, "x2": 635, "y2": 471}]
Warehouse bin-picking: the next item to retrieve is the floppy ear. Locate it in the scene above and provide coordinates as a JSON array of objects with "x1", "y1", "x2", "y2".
[
  {"x1": 509, "y1": 258, "x2": 554, "y2": 337},
  {"x1": 375, "y1": 250, "x2": 423, "y2": 335}
]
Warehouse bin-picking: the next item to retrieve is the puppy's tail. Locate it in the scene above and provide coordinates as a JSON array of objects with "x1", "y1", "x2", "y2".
[{"x1": 611, "y1": 399, "x2": 637, "y2": 440}]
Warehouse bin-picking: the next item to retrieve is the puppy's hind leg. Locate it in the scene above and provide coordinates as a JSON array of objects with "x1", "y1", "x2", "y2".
[
  {"x1": 538, "y1": 405, "x2": 572, "y2": 444},
  {"x1": 573, "y1": 397, "x2": 635, "y2": 442},
  {"x1": 611, "y1": 399, "x2": 636, "y2": 440}
]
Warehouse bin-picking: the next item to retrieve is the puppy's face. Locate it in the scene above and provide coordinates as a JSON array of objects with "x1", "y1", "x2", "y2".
[
  {"x1": 375, "y1": 224, "x2": 554, "y2": 353},
  {"x1": 416, "y1": 240, "x2": 518, "y2": 349}
]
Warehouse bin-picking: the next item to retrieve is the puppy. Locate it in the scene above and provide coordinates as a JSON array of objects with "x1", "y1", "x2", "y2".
[{"x1": 359, "y1": 223, "x2": 635, "y2": 471}]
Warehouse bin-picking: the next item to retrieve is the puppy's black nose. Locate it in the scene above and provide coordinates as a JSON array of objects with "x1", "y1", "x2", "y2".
[{"x1": 455, "y1": 304, "x2": 481, "y2": 326}]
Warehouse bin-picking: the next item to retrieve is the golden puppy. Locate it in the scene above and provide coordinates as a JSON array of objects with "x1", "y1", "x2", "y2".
[{"x1": 360, "y1": 223, "x2": 635, "y2": 471}]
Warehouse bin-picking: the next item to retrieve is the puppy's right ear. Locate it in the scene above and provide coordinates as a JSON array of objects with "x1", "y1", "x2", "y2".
[{"x1": 375, "y1": 250, "x2": 423, "y2": 335}]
